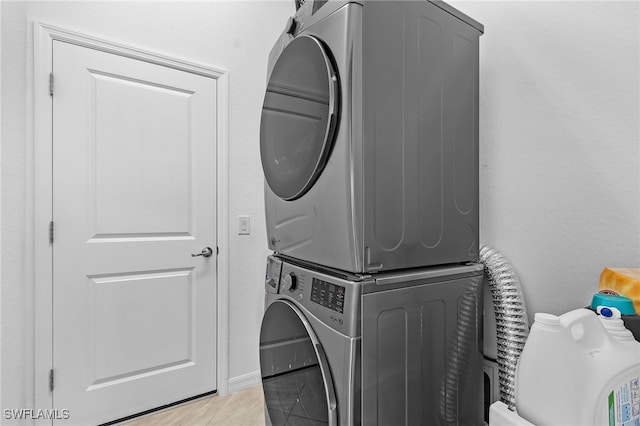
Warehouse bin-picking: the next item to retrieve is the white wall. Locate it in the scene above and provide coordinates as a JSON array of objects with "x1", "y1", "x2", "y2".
[
  {"x1": 2, "y1": 0, "x2": 639, "y2": 419},
  {"x1": 449, "y1": 0, "x2": 640, "y2": 316},
  {"x1": 1, "y1": 0, "x2": 292, "y2": 416},
  {"x1": 1, "y1": 1, "x2": 30, "y2": 416}
]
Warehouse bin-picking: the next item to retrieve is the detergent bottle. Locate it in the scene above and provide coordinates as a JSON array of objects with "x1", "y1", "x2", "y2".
[{"x1": 515, "y1": 308, "x2": 640, "y2": 426}]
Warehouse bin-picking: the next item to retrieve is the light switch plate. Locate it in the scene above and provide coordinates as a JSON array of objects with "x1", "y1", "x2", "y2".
[{"x1": 238, "y1": 215, "x2": 250, "y2": 235}]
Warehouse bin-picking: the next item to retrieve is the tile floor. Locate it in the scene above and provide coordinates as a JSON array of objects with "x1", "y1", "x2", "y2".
[{"x1": 124, "y1": 385, "x2": 265, "y2": 426}]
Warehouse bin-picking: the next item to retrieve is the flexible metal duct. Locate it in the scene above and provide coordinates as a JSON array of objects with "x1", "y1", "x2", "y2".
[{"x1": 479, "y1": 245, "x2": 530, "y2": 411}]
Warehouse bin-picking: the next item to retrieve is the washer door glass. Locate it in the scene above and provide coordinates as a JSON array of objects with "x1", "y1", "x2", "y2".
[
  {"x1": 260, "y1": 35, "x2": 340, "y2": 201},
  {"x1": 260, "y1": 300, "x2": 337, "y2": 425}
]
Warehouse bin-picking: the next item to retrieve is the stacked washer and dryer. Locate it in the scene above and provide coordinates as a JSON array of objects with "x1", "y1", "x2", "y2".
[{"x1": 258, "y1": 1, "x2": 484, "y2": 424}]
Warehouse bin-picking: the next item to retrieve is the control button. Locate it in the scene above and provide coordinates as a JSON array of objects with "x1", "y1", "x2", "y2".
[
  {"x1": 282, "y1": 273, "x2": 297, "y2": 292},
  {"x1": 266, "y1": 278, "x2": 276, "y2": 289}
]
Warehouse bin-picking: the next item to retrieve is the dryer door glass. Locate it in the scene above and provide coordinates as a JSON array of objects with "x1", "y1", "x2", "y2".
[
  {"x1": 259, "y1": 300, "x2": 336, "y2": 425},
  {"x1": 260, "y1": 35, "x2": 339, "y2": 201}
]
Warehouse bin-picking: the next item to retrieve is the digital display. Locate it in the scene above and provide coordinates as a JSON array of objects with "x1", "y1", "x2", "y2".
[{"x1": 311, "y1": 278, "x2": 345, "y2": 313}]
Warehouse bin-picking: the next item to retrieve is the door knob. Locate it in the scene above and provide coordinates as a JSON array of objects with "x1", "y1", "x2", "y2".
[{"x1": 192, "y1": 247, "x2": 214, "y2": 258}]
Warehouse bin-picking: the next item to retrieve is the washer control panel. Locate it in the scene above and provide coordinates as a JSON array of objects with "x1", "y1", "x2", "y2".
[
  {"x1": 310, "y1": 278, "x2": 345, "y2": 313},
  {"x1": 273, "y1": 258, "x2": 363, "y2": 337}
]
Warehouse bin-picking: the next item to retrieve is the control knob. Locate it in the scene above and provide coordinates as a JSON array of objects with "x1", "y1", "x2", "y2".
[{"x1": 281, "y1": 273, "x2": 297, "y2": 292}]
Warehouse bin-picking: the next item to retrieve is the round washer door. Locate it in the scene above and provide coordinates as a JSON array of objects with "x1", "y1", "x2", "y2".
[
  {"x1": 260, "y1": 35, "x2": 340, "y2": 201},
  {"x1": 259, "y1": 300, "x2": 337, "y2": 425}
]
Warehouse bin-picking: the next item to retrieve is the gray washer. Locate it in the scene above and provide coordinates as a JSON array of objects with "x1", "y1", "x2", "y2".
[
  {"x1": 261, "y1": 0, "x2": 483, "y2": 273},
  {"x1": 259, "y1": 255, "x2": 484, "y2": 425}
]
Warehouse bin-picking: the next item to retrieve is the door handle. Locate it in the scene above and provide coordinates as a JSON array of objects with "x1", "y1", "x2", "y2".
[{"x1": 191, "y1": 247, "x2": 213, "y2": 258}]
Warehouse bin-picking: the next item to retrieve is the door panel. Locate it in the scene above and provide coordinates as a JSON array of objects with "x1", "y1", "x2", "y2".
[
  {"x1": 52, "y1": 40, "x2": 217, "y2": 425},
  {"x1": 91, "y1": 269, "x2": 192, "y2": 384},
  {"x1": 91, "y1": 70, "x2": 193, "y2": 236}
]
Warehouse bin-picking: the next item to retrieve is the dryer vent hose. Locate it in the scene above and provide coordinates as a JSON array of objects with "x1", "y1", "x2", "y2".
[{"x1": 479, "y1": 245, "x2": 530, "y2": 411}]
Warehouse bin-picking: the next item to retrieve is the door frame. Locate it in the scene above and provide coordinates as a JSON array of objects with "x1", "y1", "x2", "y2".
[{"x1": 33, "y1": 22, "x2": 230, "y2": 416}]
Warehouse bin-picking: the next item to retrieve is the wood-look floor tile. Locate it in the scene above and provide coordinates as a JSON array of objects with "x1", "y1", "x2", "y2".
[
  {"x1": 208, "y1": 385, "x2": 264, "y2": 426},
  {"x1": 124, "y1": 386, "x2": 264, "y2": 426}
]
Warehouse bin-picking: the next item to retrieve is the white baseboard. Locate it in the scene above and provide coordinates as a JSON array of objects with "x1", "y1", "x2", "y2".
[{"x1": 228, "y1": 370, "x2": 261, "y2": 394}]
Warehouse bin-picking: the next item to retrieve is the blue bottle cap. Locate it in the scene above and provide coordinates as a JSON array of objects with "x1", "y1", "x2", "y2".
[{"x1": 591, "y1": 293, "x2": 636, "y2": 316}]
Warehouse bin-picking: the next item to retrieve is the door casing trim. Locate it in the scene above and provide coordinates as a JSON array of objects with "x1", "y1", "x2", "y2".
[{"x1": 33, "y1": 22, "x2": 230, "y2": 418}]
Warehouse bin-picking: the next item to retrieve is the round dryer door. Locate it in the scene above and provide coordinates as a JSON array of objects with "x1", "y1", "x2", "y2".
[
  {"x1": 260, "y1": 35, "x2": 340, "y2": 201},
  {"x1": 259, "y1": 300, "x2": 337, "y2": 425}
]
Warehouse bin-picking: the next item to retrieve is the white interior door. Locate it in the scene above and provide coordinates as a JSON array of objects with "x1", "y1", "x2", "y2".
[{"x1": 52, "y1": 40, "x2": 217, "y2": 425}]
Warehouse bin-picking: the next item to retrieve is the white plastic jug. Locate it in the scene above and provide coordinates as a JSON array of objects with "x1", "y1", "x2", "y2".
[{"x1": 515, "y1": 308, "x2": 640, "y2": 426}]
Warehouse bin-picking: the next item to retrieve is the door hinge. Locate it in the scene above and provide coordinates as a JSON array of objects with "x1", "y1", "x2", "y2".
[
  {"x1": 49, "y1": 221, "x2": 54, "y2": 244},
  {"x1": 217, "y1": 246, "x2": 219, "y2": 255},
  {"x1": 49, "y1": 73, "x2": 54, "y2": 96},
  {"x1": 49, "y1": 369, "x2": 54, "y2": 392}
]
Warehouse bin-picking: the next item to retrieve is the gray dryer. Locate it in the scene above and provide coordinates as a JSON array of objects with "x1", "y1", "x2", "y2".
[{"x1": 260, "y1": 0, "x2": 484, "y2": 273}]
